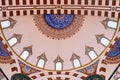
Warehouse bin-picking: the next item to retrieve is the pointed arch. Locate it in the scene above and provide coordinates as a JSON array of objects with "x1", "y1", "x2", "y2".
[
  {"x1": 96, "y1": 34, "x2": 110, "y2": 47},
  {"x1": 54, "y1": 56, "x2": 64, "y2": 70},
  {"x1": 8, "y1": 37, "x2": 17, "y2": 46},
  {"x1": 8, "y1": 34, "x2": 22, "y2": 47},
  {"x1": 37, "y1": 59, "x2": 45, "y2": 68},
  {"x1": 101, "y1": 18, "x2": 117, "y2": 29},
  {"x1": 1, "y1": 20, "x2": 11, "y2": 28},
  {"x1": 0, "y1": 17, "x2": 16, "y2": 29},
  {"x1": 55, "y1": 62, "x2": 62, "y2": 70},
  {"x1": 107, "y1": 20, "x2": 117, "y2": 29},
  {"x1": 73, "y1": 59, "x2": 81, "y2": 68},
  {"x1": 20, "y1": 46, "x2": 32, "y2": 60},
  {"x1": 36, "y1": 52, "x2": 47, "y2": 68},
  {"x1": 88, "y1": 51, "x2": 97, "y2": 60},
  {"x1": 85, "y1": 46, "x2": 97, "y2": 60},
  {"x1": 20, "y1": 51, "x2": 30, "y2": 60},
  {"x1": 70, "y1": 53, "x2": 81, "y2": 68},
  {"x1": 100, "y1": 37, "x2": 110, "y2": 47}
]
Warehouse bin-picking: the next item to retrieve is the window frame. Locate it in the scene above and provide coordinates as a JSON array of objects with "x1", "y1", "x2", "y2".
[
  {"x1": 37, "y1": 59, "x2": 45, "y2": 68},
  {"x1": 20, "y1": 51, "x2": 30, "y2": 60},
  {"x1": 55, "y1": 62, "x2": 63, "y2": 70},
  {"x1": 8, "y1": 37, "x2": 18, "y2": 47},
  {"x1": 72, "y1": 58, "x2": 81, "y2": 68}
]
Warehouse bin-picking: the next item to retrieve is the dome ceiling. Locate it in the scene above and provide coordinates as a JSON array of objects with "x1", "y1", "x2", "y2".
[
  {"x1": 34, "y1": 14, "x2": 84, "y2": 39},
  {"x1": 0, "y1": 15, "x2": 118, "y2": 71},
  {"x1": 0, "y1": 0, "x2": 120, "y2": 80}
]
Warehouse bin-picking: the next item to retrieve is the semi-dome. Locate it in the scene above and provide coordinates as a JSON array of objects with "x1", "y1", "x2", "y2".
[{"x1": 0, "y1": 0, "x2": 120, "y2": 80}]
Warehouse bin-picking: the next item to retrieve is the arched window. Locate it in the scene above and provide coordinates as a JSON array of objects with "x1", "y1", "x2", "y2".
[
  {"x1": 1, "y1": 20, "x2": 11, "y2": 29},
  {"x1": 20, "y1": 51, "x2": 30, "y2": 60},
  {"x1": 100, "y1": 37, "x2": 110, "y2": 47},
  {"x1": 54, "y1": 56, "x2": 64, "y2": 70},
  {"x1": 73, "y1": 59, "x2": 81, "y2": 68},
  {"x1": 107, "y1": 21, "x2": 117, "y2": 29},
  {"x1": 37, "y1": 53, "x2": 48, "y2": 68},
  {"x1": 20, "y1": 46, "x2": 32, "y2": 60},
  {"x1": 0, "y1": 17, "x2": 16, "y2": 29},
  {"x1": 8, "y1": 34, "x2": 22, "y2": 47},
  {"x1": 85, "y1": 46, "x2": 97, "y2": 60},
  {"x1": 55, "y1": 62, "x2": 62, "y2": 70},
  {"x1": 70, "y1": 53, "x2": 81, "y2": 68},
  {"x1": 96, "y1": 34, "x2": 110, "y2": 47},
  {"x1": 101, "y1": 18, "x2": 117, "y2": 29},
  {"x1": 88, "y1": 51, "x2": 97, "y2": 60},
  {"x1": 8, "y1": 37, "x2": 17, "y2": 46},
  {"x1": 37, "y1": 59, "x2": 45, "y2": 68}
]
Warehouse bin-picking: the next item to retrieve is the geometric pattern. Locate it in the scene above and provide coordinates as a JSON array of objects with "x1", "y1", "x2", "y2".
[{"x1": 0, "y1": 0, "x2": 120, "y2": 18}]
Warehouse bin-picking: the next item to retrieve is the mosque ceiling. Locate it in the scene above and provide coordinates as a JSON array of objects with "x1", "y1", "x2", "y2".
[{"x1": 0, "y1": 0, "x2": 120, "y2": 80}]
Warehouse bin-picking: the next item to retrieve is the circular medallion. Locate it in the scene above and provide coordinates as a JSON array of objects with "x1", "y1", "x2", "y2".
[
  {"x1": 11, "y1": 73, "x2": 31, "y2": 80},
  {"x1": 34, "y1": 14, "x2": 84, "y2": 40},
  {"x1": 44, "y1": 14, "x2": 74, "y2": 29},
  {"x1": 86, "y1": 74, "x2": 104, "y2": 80}
]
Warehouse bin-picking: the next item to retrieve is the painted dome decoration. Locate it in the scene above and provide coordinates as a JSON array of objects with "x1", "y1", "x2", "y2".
[
  {"x1": 34, "y1": 14, "x2": 84, "y2": 40},
  {"x1": 0, "y1": 38, "x2": 12, "y2": 64},
  {"x1": 108, "y1": 38, "x2": 120, "y2": 57},
  {"x1": 44, "y1": 14, "x2": 74, "y2": 29},
  {"x1": 0, "y1": 41, "x2": 10, "y2": 57},
  {"x1": 105, "y1": 37, "x2": 120, "y2": 64},
  {"x1": 0, "y1": 0, "x2": 120, "y2": 80}
]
